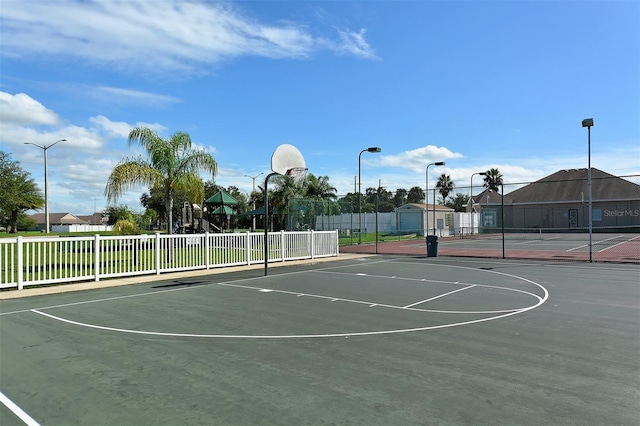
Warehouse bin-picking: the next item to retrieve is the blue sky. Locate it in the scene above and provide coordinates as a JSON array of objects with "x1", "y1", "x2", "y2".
[{"x1": 1, "y1": 0, "x2": 638, "y2": 215}]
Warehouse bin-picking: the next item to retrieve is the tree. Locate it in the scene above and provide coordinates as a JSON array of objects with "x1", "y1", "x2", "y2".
[
  {"x1": 140, "y1": 208, "x2": 159, "y2": 230},
  {"x1": 112, "y1": 219, "x2": 139, "y2": 235},
  {"x1": 436, "y1": 174, "x2": 455, "y2": 203},
  {"x1": 337, "y1": 193, "x2": 358, "y2": 212},
  {"x1": 304, "y1": 174, "x2": 337, "y2": 201},
  {"x1": 104, "y1": 205, "x2": 136, "y2": 225},
  {"x1": 393, "y1": 188, "x2": 408, "y2": 207},
  {"x1": 104, "y1": 127, "x2": 217, "y2": 234},
  {"x1": 141, "y1": 177, "x2": 205, "y2": 230},
  {"x1": 269, "y1": 175, "x2": 304, "y2": 230},
  {"x1": 0, "y1": 151, "x2": 44, "y2": 233},
  {"x1": 445, "y1": 193, "x2": 470, "y2": 212},
  {"x1": 407, "y1": 186, "x2": 425, "y2": 204},
  {"x1": 376, "y1": 187, "x2": 395, "y2": 212},
  {"x1": 483, "y1": 168, "x2": 503, "y2": 191}
]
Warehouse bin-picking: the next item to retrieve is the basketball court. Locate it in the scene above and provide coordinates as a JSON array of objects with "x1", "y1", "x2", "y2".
[{"x1": 1, "y1": 255, "x2": 638, "y2": 425}]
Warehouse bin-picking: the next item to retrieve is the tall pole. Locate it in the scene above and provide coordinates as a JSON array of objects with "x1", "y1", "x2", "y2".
[
  {"x1": 358, "y1": 147, "x2": 381, "y2": 244},
  {"x1": 425, "y1": 161, "x2": 445, "y2": 235},
  {"x1": 588, "y1": 125, "x2": 592, "y2": 262},
  {"x1": 24, "y1": 139, "x2": 66, "y2": 233},
  {"x1": 376, "y1": 179, "x2": 380, "y2": 254},
  {"x1": 582, "y1": 118, "x2": 594, "y2": 262},
  {"x1": 245, "y1": 173, "x2": 263, "y2": 231},
  {"x1": 501, "y1": 182, "x2": 505, "y2": 259},
  {"x1": 263, "y1": 172, "x2": 278, "y2": 276},
  {"x1": 432, "y1": 188, "x2": 437, "y2": 236},
  {"x1": 470, "y1": 172, "x2": 486, "y2": 235}
]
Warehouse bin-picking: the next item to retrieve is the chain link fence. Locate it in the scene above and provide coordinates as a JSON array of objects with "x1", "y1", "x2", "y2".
[{"x1": 337, "y1": 171, "x2": 640, "y2": 263}]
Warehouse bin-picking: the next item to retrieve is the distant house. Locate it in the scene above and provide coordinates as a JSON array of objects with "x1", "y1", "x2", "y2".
[
  {"x1": 396, "y1": 203, "x2": 455, "y2": 236},
  {"x1": 76, "y1": 212, "x2": 108, "y2": 226},
  {"x1": 473, "y1": 168, "x2": 640, "y2": 231},
  {"x1": 29, "y1": 213, "x2": 87, "y2": 231},
  {"x1": 29, "y1": 212, "x2": 111, "y2": 233}
]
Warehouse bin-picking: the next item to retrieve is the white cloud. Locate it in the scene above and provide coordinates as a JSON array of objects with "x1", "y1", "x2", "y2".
[
  {"x1": 89, "y1": 116, "x2": 132, "y2": 139},
  {"x1": 93, "y1": 87, "x2": 181, "y2": 107},
  {"x1": 0, "y1": 92, "x2": 59, "y2": 126},
  {"x1": 372, "y1": 145, "x2": 465, "y2": 173},
  {"x1": 0, "y1": 0, "x2": 376, "y2": 75},
  {"x1": 334, "y1": 29, "x2": 378, "y2": 59}
]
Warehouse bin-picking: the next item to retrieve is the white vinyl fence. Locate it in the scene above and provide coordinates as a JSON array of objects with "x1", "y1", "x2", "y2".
[{"x1": 0, "y1": 231, "x2": 339, "y2": 291}]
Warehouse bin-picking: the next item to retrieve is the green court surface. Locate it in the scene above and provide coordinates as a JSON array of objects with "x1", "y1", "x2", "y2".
[{"x1": 1, "y1": 256, "x2": 639, "y2": 425}]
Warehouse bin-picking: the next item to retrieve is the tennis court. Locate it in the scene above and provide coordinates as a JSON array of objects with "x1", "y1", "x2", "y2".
[
  {"x1": 342, "y1": 232, "x2": 640, "y2": 262},
  {"x1": 1, "y1": 255, "x2": 638, "y2": 425}
]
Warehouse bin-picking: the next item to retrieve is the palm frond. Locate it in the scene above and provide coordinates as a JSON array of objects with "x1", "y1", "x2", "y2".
[{"x1": 104, "y1": 157, "x2": 162, "y2": 204}]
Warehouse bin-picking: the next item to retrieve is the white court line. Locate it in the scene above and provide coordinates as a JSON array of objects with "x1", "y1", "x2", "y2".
[
  {"x1": 316, "y1": 269, "x2": 473, "y2": 287},
  {"x1": 403, "y1": 285, "x2": 476, "y2": 308},
  {"x1": 1, "y1": 258, "x2": 398, "y2": 317},
  {"x1": 566, "y1": 235, "x2": 626, "y2": 252},
  {"x1": 597, "y1": 234, "x2": 640, "y2": 253},
  {"x1": 0, "y1": 391, "x2": 41, "y2": 426},
  {"x1": 25, "y1": 262, "x2": 549, "y2": 339}
]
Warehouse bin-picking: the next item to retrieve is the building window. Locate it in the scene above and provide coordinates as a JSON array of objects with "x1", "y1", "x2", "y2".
[{"x1": 483, "y1": 210, "x2": 497, "y2": 227}]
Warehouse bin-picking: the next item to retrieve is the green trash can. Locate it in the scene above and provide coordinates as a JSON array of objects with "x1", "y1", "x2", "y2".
[{"x1": 426, "y1": 235, "x2": 439, "y2": 257}]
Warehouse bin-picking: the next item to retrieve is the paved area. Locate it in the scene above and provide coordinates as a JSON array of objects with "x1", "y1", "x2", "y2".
[
  {"x1": 1, "y1": 256, "x2": 638, "y2": 425},
  {"x1": 340, "y1": 234, "x2": 640, "y2": 263},
  {"x1": 0, "y1": 254, "x2": 369, "y2": 300}
]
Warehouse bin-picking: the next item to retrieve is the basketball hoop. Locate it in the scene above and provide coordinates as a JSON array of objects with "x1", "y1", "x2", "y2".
[
  {"x1": 285, "y1": 167, "x2": 308, "y2": 186},
  {"x1": 264, "y1": 144, "x2": 307, "y2": 277}
]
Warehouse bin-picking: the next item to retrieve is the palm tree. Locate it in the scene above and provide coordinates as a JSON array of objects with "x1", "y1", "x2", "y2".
[
  {"x1": 269, "y1": 175, "x2": 303, "y2": 230},
  {"x1": 435, "y1": 173, "x2": 455, "y2": 203},
  {"x1": 104, "y1": 127, "x2": 217, "y2": 234},
  {"x1": 483, "y1": 168, "x2": 503, "y2": 191},
  {"x1": 304, "y1": 174, "x2": 337, "y2": 201}
]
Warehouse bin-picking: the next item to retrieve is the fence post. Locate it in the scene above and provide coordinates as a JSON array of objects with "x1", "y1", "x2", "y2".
[
  {"x1": 17, "y1": 236, "x2": 23, "y2": 290},
  {"x1": 281, "y1": 230, "x2": 286, "y2": 262},
  {"x1": 246, "y1": 232, "x2": 251, "y2": 265},
  {"x1": 335, "y1": 229, "x2": 339, "y2": 256},
  {"x1": 205, "y1": 232, "x2": 210, "y2": 269},
  {"x1": 155, "y1": 232, "x2": 161, "y2": 275},
  {"x1": 94, "y1": 234, "x2": 100, "y2": 282},
  {"x1": 310, "y1": 230, "x2": 315, "y2": 259}
]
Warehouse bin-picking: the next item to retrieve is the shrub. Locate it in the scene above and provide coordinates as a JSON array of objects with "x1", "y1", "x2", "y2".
[{"x1": 112, "y1": 219, "x2": 139, "y2": 236}]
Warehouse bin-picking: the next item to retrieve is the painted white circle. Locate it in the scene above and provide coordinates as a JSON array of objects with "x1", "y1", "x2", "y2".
[{"x1": 32, "y1": 265, "x2": 548, "y2": 339}]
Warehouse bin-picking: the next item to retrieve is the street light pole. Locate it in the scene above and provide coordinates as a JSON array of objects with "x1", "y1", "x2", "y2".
[
  {"x1": 358, "y1": 147, "x2": 381, "y2": 244},
  {"x1": 244, "y1": 172, "x2": 263, "y2": 231},
  {"x1": 470, "y1": 171, "x2": 486, "y2": 235},
  {"x1": 24, "y1": 139, "x2": 66, "y2": 233},
  {"x1": 582, "y1": 118, "x2": 594, "y2": 262},
  {"x1": 425, "y1": 161, "x2": 445, "y2": 235}
]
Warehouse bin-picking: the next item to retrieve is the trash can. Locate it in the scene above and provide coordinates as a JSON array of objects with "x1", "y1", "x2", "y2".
[{"x1": 426, "y1": 235, "x2": 439, "y2": 257}]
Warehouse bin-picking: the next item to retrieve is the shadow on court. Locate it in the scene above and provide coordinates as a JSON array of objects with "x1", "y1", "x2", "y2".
[{"x1": 1, "y1": 256, "x2": 638, "y2": 425}]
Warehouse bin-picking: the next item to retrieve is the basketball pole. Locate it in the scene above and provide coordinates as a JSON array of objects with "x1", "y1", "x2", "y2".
[{"x1": 263, "y1": 172, "x2": 278, "y2": 276}]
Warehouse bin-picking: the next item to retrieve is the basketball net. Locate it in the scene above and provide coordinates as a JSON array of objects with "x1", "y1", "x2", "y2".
[{"x1": 286, "y1": 167, "x2": 308, "y2": 186}]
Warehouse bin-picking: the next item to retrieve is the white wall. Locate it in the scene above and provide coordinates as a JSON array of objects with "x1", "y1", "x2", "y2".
[
  {"x1": 51, "y1": 224, "x2": 113, "y2": 233},
  {"x1": 451, "y1": 213, "x2": 480, "y2": 235}
]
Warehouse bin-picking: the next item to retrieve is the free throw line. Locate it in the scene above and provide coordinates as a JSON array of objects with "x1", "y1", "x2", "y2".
[{"x1": 403, "y1": 285, "x2": 476, "y2": 308}]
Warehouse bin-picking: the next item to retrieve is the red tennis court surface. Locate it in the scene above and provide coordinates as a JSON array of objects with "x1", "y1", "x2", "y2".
[{"x1": 340, "y1": 234, "x2": 640, "y2": 263}]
